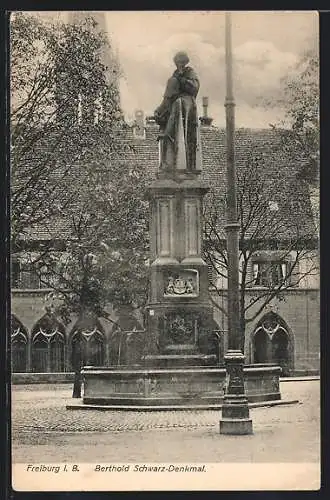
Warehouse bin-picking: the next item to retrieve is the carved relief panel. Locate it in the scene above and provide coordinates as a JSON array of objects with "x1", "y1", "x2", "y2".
[
  {"x1": 162, "y1": 312, "x2": 199, "y2": 345},
  {"x1": 164, "y1": 269, "x2": 199, "y2": 297},
  {"x1": 184, "y1": 198, "x2": 201, "y2": 257},
  {"x1": 157, "y1": 197, "x2": 174, "y2": 257}
]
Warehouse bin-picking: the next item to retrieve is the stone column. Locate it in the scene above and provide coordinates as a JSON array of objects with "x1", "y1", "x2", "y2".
[{"x1": 27, "y1": 334, "x2": 32, "y2": 372}]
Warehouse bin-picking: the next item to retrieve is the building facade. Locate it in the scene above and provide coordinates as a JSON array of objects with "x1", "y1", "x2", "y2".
[{"x1": 11, "y1": 113, "x2": 320, "y2": 377}]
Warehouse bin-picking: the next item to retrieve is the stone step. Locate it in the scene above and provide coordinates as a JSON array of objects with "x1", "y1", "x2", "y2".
[
  {"x1": 163, "y1": 344, "x2": 199, "y2": 354},
  {"x1": 143, "y1": 354, "x2": 216, "y2": 368},
  {"x1": 66, "y1": 398, "x2": 299, "y2": 411}
]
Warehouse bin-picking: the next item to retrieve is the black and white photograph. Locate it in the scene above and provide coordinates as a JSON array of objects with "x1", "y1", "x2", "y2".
[{"x1": 10, "y1": 10, "x2": 320, "y2": 491}]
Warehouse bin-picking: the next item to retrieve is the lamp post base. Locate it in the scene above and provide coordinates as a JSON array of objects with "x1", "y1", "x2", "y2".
[
  {"x1": 219, "y1": 418, "x2": 253, "y2": 435},
  {"x1": 219, "y1": 350, "x2": 253, "y2": 435}
]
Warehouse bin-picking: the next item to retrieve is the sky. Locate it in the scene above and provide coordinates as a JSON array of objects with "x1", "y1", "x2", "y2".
[{"x1": 37, "y1": 11, "x2": 319, "y2": 129}]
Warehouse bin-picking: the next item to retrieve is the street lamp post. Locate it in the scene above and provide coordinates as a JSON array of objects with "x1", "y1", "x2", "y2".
[{"x1": 219, "y1": 12, "x2": 253, "y2": 435}]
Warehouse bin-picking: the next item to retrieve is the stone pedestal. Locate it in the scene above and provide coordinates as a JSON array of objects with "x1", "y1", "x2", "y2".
[{"x1": 145, "y1": 172, "x2": 214, "y2": 367}]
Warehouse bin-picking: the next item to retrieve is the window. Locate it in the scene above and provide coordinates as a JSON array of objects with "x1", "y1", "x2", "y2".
[
  {"x1": 11, "y1": 260, "x2": 21, "y2": 288},
  {"x1": 11, "y1": 328, "x2": 28, "y2": 372},
  {"x1": 20, "y1": 263, "x2": 40, "y2": 289},
  {"x1": 252, "y1": 312, "x2": 293, "y2": 375},
  {"x1": 11, "y1": 316, "x2": 28, "y2": 372},
  {"x1": 11, "y1": 258, "x2": 56, "y2": 289},
  {"x1": 71, "y1": 328, "x2": 105, "y2": 370},
  {"x1": 11, "y1": 260, "x2": 41, "y2": 289},
  {"x1": 12, "y1": 262, "x2": 43, "y2": 289},
  {"x1": 253, "y1": 261, "x2": 287, "y2": 287},
  {"x1": 38, "y1": 266, "x2": 58, "y2": 288},
  {"x1": 32, "y1": 335, "x2": 48, "y2": 372},
  {"x1": 31, "y1": 315, "x2": 66, "y2": 373},
  {"x1": 12, "y1": 334, "x2": 28, "y2": 372},
  {"x1": 50, "y1": 333, "x2": 65, "y2": 372}
]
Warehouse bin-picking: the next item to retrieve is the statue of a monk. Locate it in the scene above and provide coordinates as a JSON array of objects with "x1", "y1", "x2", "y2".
[{"x1": 154, "y1": 51, "x2": 200, "y2": 171}]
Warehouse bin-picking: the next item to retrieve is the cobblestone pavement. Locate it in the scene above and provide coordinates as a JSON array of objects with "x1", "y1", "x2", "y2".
[{"x1": 11, "y1": 380, "x2": 320, "y2": 463}]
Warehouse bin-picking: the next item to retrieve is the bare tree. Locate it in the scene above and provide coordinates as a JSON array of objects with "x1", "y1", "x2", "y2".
[{"x1": 203, "y1": 149, "x2": 318, "y2": 352}]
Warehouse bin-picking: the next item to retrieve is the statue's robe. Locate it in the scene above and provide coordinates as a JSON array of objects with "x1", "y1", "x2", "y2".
[{"x1": 154, "y1": 66, "x2": 200, "y2": 171}]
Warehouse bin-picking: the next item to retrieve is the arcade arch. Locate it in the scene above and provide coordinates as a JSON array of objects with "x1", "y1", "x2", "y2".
[
  {"x1": 70, "y1": 318, "x2": 105, "y2": 370},
  {"x1": 11, "y1": 315, "x2": 28, "y2": 372},
  {"x1": 31, "y1": 314, "x2": 65, "y2": 372},
  {"x1": 251, "y1": 312, "x2": 294, "y2": 376}
]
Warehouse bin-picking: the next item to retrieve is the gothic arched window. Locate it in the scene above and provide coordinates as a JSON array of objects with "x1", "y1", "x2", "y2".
[
  {"x1": 31, "y1": 314, "x2": 65, "y2": 373},
  {"x1": 32, "y1": 333, "x2": 48, "y2": 373},
  {"x1": 50, "y1": 332, "x2": 65, "y2": 372},
  {"x1": 11, "y1": 316, "x2": 28, "y2": 373},
  {"x1": 71, "y1": 327, "x2": 105, "y2": 370},
  {"x1": 252, "y1": 312, "x2": 293, "y2": 375}
]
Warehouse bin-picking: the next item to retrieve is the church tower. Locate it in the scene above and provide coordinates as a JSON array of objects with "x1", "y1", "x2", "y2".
[
  {"x1": 56, "y1": 11, "x2": 121, "y2": 125},
  {"x1": 67, "y1": 11, "x2": 120, "y2": 87}
]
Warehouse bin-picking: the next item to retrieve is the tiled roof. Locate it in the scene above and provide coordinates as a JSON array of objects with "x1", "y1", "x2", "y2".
[
  {"x1": 129, "y1": 124, "x2": 316, "y2": 240},
  {"x1": 19, "y1": 123, "x2": 317, "y2": 242}
]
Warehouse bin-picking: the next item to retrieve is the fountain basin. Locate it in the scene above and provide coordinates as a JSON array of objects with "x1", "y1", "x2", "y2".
[{"x1": 78, "y1": 364, "x2": 282, "y2": 408}]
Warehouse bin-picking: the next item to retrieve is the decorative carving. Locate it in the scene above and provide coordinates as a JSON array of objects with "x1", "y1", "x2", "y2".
[
  {"x1": 271, "y1": 375, "x2": 279, "y2": 391},
  {"x1": 149, "y1": 378, "x2": 158, "y2": 394},
  {"x1": 136, "y1": 377, "x2": 158, "y2": 396},
  {"x1": 164, "y1": 269, "x2": 199, "y2": 297},
  {"x1": 227, "y1": 364, "x2": 245, "y2": 392},
  {"x1": 163, "y1": 313, "x2": 197, "y2": 344},
  {"x1": 136, "y1": 378, "x2": 145, "y2": 395}
]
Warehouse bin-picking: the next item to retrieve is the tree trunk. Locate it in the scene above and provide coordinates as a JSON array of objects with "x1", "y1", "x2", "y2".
[
  {"x1": 72, "y1": 369, "x2": 82, "y2": 398},
  {"x1": 71, "y1": 327, "x2": 83, "y2": 399},
  {"x1": 239, "y1": 287, "x2": 246, "y2": 354}
]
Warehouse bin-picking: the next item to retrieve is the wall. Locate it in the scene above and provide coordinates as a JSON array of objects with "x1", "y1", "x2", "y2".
[
  {"x1": 11, "y1": 290, "x2": 144, "y2": 373},
  {"x1": 211, "y1": 288, "x2": 320, "y2": 373},
  {"x1": 11, "y1": 289, "x2": 51, "y2": 332},
  {"x1": 11, "y1": 285, "x2": 320, "y2": 375}
]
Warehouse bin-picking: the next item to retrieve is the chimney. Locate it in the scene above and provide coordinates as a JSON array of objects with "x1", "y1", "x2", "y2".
[
  {"x1": 133, "y1": 109, "x2": 146, "y2": 139},
  {"x1": 199, "y1": 96, "x2": 213, "y2": 126}
]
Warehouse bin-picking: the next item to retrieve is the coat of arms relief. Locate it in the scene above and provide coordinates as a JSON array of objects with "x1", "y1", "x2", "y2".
[
  {"x1": 163, "y1": 312, "x2": 197, "y2": 344},
  {"x1": 164, "y1": 269, "x2": 199, "y2": 297}
]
